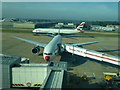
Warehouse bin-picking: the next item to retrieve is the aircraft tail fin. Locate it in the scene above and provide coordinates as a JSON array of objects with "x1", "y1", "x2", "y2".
[{"x1": 76, "y1": 22, "x2": 85, "y2": 33}]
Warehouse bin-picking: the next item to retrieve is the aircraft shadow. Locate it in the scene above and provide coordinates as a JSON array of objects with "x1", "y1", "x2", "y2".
[
  {"x1": 89, "y1": 58, "x2": 120, "y2": 69},
  {"x1": 38, "y1": 53, "x2": 43, "y2": 56},
  {"x1": 68, "y1": 36, "x2": 95, "y2": 38},
  {"x1": 60, "y1": 52, "x2": 88, "y2": 67},
  {"x1": 67, "y1": 72, "x2": 106, "y2": 88},
  {"x1": 97, "y1": 49, "x2": 120, "y2": 52}
]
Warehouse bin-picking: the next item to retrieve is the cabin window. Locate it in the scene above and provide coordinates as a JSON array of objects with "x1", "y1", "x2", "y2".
[{"x1": 44, "y1": 53, "x2": 52, "y2": 55}]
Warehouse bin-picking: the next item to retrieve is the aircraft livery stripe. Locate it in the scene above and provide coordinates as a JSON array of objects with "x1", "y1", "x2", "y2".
[
  {"x1": 84, "y1": 52, "x2": 120, "y2": 62},
  {"x1": 36, "y1": 30, "x2": 42, "y2": 31},
  {"x1": 79, "y1": 24, "x2": 84, "y2": 26},
  {"x1": 69, "y1": 48, "x2": 120, "y2": 63},
  {"x1": 77, "y1": 29, "x2": 84, "y2": 32}
]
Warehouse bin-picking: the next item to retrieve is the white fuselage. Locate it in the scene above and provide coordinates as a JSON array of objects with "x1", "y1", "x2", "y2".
[
  {"x1": 43, "y1": 35, "x2": 62, "y2": 61},
  {"x1": 33, "y1": 28, "x2": 81, "y2": 34}
]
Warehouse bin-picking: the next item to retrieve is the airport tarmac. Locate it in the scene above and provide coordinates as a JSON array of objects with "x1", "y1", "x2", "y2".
[{"x1": 2, "y1": 31, "x2": 120, "y2": 88}]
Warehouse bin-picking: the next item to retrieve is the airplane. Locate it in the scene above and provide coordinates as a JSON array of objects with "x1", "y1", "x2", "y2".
[
  {"x1": 13, "y1": 34, "x2": 100, "y2": 61},
  {"x1": 0, "y1": 19, "x2": 5, "y2": 23},
  {"x1": 13, "y1": 33, "x2": 120, "y2": 66},
  {"x1": 32, "y1": 22, "x2": 85, "y2": 35}
]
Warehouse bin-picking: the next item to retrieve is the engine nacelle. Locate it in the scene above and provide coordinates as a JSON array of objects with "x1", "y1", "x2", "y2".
[{"x1": 32, "y1": 46, "x2": 40, "y2": 54}]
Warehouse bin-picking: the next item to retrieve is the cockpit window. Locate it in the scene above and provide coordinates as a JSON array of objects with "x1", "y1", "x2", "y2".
[{"x1": 44, "y1": 53, "x2": 52, "y2": 55}]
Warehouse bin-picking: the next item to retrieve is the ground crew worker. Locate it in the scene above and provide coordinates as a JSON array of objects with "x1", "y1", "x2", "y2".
[
  {"x1": 105, "y1": 75, "x2": 113, "y2": 86},
  {"x1": 81, "y1": 74, "x2": 88, "y2": 80}
]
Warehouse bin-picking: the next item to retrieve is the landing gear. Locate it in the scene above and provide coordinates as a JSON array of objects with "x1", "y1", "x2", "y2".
[{"x1": 33, "y1": 33, "x2": 39, "y2": 36}]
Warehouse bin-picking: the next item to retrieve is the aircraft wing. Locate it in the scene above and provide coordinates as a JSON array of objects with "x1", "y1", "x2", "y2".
[
  {"x1": 13, "y1": 36, "x2": 47, "y2": 47},
  {"x1": 71, "y1": 41, "x2": 101, "y2": 46}
]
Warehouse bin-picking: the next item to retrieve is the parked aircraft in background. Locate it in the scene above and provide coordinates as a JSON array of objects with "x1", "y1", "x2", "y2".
[
  {"x1": 13, "y1": 34, "x2": 120, "y2": 66},
  {"x1": 0, "y1": 19, "x2": 5, "y2": 22},
  {"x1": 32, "y1": 22, "x2": 85, "y2": 35}
]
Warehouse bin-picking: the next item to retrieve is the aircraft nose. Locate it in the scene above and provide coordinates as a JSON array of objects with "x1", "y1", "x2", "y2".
[
  {"x1": 33, "y1": 30, "x2": 36, "y2": 32},
  {"x1": 45, "y1": 56, "x2": 50, "y2": 61}
]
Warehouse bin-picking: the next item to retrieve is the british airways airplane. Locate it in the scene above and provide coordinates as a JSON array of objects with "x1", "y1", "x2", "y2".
[
  {"x1": 13, "y1": 34, "x2": 99, "y2": 61},
  {"x1": 32, "y1": 22, "x2": 85, "y2": 35},
  {"x1": 13, "y1": 33, "x2": 120, "y2": 66}
]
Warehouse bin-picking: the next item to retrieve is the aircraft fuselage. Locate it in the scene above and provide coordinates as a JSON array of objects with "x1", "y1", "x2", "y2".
[{"x1": 43, "y1": 35, "x2": 62, "y2": 61}]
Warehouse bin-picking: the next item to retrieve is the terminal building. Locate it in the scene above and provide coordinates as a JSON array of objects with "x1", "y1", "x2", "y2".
[
  {"x1": 0, "y1": 54, "x2": 67, "y2": 89},
  {"x1": 90, "y1": 25, "x2": 118, "y2": 31},
  {"x1": 55, "y1": 23, "x2": 76, "y2": 29}
]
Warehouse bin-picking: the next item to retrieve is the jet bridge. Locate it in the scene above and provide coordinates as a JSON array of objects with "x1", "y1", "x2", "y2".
[
  {"x1": 0, "y1": 54, "x2": 67, "y2": 89},
  {"x1": 11, "y1": 61, "x2": 67, "y2": 89},
  {"x1": 41, "y1": 61, "x2": 67, "y2": 88}
]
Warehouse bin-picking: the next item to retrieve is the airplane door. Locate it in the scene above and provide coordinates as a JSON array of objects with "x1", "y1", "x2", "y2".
[{"x1": 57, "y1": 44, "x2": 63, "y2": 55}]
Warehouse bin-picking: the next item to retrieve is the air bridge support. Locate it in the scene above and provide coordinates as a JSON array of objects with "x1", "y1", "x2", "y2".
[{"x1": 41, "y1": 61, "x2": 67, "y2": 89}]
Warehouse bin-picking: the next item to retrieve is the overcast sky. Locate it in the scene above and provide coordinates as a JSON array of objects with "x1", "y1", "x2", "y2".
[{"x1": 2, "y1": 2, "x2": 118, "y2": 21}]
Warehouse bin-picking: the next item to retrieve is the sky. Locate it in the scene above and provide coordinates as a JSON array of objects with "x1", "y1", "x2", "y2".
[
  {"x1": 1, "y1": 0, "x2": 120, "y2": 2},
  {"x1": 1, "y1": 2, "x2": 119, "y2": 21}
]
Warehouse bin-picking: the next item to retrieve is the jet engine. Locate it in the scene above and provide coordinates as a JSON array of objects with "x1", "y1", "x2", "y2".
[{"x1": 32, "y1": 46, "x2": 40, "y2": 54}]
